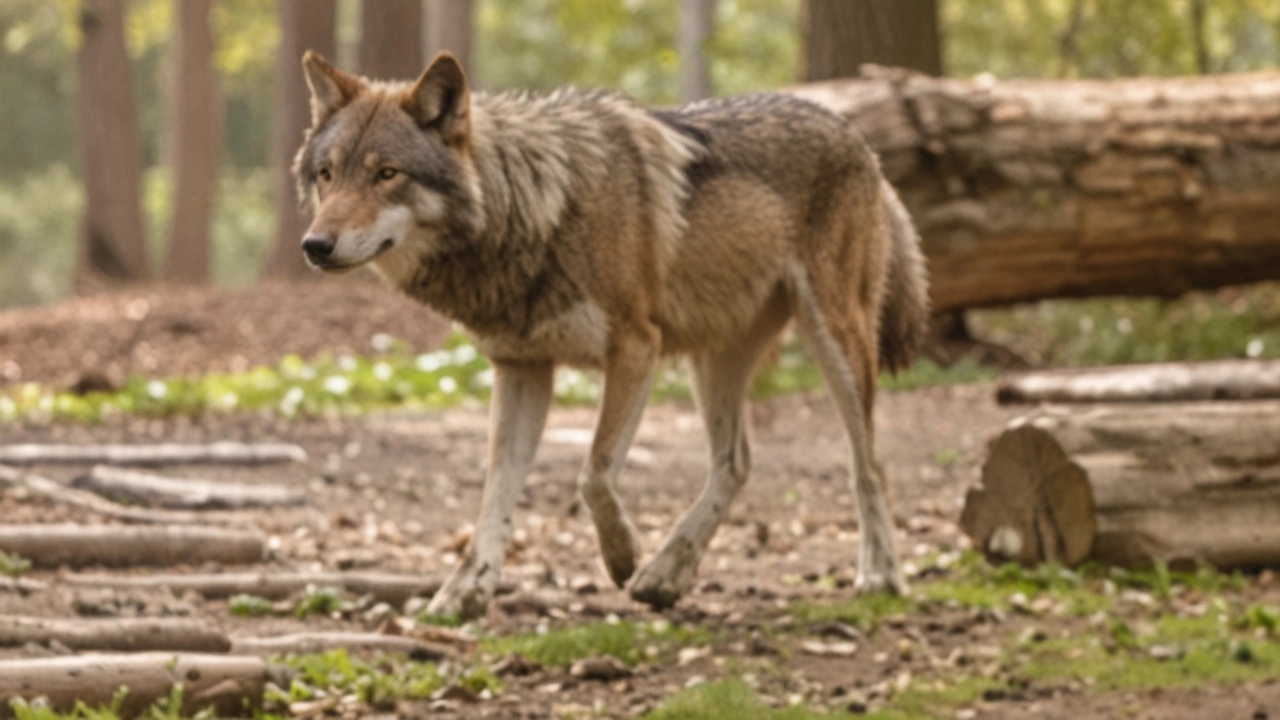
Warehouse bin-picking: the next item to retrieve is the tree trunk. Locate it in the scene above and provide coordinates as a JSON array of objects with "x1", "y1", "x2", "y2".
[
  {"x1": 0, "y1": 525, "x2": 265, "y2": 569},
  {"x1": 74, "y1": 0, "x2": 150, "y2": 289},
  {"x1": 0, "y1": 654, "x2": 265, "y2": 719},
  {"x1": 803, "y1": 0, "x2": 942, "y2": 81},
  {"x1": 360, "y1": 0, "x2": 424, "y2": 80},
  {"x1": 262, "y1": 0, "x2": 337, "y2": 280},
  {"x1": 163, "y1": 0, "x2": 223, "y2": 284},
  {"x1": 996, "y1": 359, "x2": 1280, "y2": 405},
  {"x1": 0, "y1": 441, "x2": 306, "y2": 466},
  {"x1": 786, "y1": 70, "x2": 1280, "y2": 312},
  {"x1": 424, "y1": 0, "x2": 473, "y2": 79},
  {"x1": 678, "y1": 0, "x2": 716, "y2": 103},
  {"x1": 961, "y1": 404, "x2": 1280, "y2": 570},
  {"x1": 0, "y1": 616, "x2": 230, "y2": 653}
]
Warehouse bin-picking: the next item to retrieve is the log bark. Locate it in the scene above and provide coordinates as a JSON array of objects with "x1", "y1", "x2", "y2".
[
  {"x1": 73, "y1": 466, "x2": 308, "y2": 510},
  {"x1": 802, "y1": 0, "x2": 942, "y2": 81},
  {"x1": 62, "y1": 571, "x2": 516, "y2": 608},
  {"x1": 0, "y1": 466, "x2": 211, "y2": 525},
  {"x1": 0, "y1": 653, "x2": 266, "y2": 719},
  {"x1": 996, "y1": 359, "x2": 1280, "y2": 404},
  {"x1": 0, "y1": 616, "x2": 230, "y2": 653},
  {"x1": 0, "y1": 442, "x2": 307, "y2": 466},
  {"x1": 230, "y1": 632, "x2": 450, "y2": 660},
  {"x1": 961, "y1": 403, "x2": 1280, "y2": 569},
  {"x1": 787, "y1": 70, "x2": 1280, "y2": 312},
  {"x1": 360, "y1": 0, "x2": 424, "y2": 81},
  {"x1": 0, "y1": 525, "x2": 265, "y2": 569},
  {"x1": 424, "y1": 0, "x2": 473, "y2": 79}
]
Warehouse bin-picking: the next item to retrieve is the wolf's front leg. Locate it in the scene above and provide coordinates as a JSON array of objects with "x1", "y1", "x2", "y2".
[{"x1": 427, "y1": 362, "x2": 553, "y2": 619}]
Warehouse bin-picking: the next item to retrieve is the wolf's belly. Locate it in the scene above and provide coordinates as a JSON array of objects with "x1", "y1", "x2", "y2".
[{"x1": 469, "y1": 301, "x2": 610, "y2": 368}]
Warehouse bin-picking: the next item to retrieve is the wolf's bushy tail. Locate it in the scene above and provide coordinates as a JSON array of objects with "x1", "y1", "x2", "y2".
[{"x1": 878, "y1": 181, "x2": 929, "y2": 373}]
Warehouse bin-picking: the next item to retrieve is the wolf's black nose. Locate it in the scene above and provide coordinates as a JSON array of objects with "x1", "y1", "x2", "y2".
[{"x1": 302, "y1": 234, "x2": 336, "y2": 260}]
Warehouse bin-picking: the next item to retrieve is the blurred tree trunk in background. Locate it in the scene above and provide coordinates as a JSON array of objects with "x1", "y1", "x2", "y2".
[
  {"x1": 164, "y1": 0, "x2": 223, "y2": 284},
  {"x1": 75, "y1": 0, "x2": 150, "y2": 289},
  {"x1": 803, "y1": 0, "x2": 943, "y2": 81},
  {"x1": 425, "y1": 0, "x2": 473, "y2": 81},
  {"x1": 360, "y1": 0, "x2": 424, "y2": 80},
  {"x1": 678, "y1": 0, "x2": 715, "y2": 103},
  {"x1": 262, "y1": 0, "x2": 337, "y2": 280}
]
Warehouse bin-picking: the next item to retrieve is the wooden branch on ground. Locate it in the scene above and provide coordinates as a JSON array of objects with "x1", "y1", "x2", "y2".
[
  {"x1": 996, "y1": 359, "x2": 1280, "y2": 404},
  {"x1": 0, "y1": 442, "x2": 307, "y2": 466},
  {"x1": 0, "y1": 525, "x2": 265, "y2": 569},
  {"x1": 62, "y1": 571, "x2": 517, "y2": 608},
  {"x1": 73, "y1": 465, "x2": 308, "y2": 510},
  {"x1": 0, "y1": 577, "x2": 45, "y2": 595},
  {"x1": 0, "y1": 615, "x2": 230, "y2": 653},
  {"x1": 0, "y1": 465, "x2": 211, "y2": 525},
  {"x1": 230, "y1": 632, "x2": 451, "y2": 661},
  {"x1": 961, "y1": 403, "x2": 1280, "y2": 569},
  {"x1": 0, "y1": 653, "x2": 266, "y2": 719}
]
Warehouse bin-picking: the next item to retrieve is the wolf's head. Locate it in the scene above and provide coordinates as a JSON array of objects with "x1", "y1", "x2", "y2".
[{"x1": 293, "y1": 52, "x2": 480, "y2": 281}]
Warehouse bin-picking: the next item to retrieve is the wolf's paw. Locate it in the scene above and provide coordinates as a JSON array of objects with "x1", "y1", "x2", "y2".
[
  {"x1": 426, "y1": 556, "x2": 500, "y2": 620},
  {"x1": 854, "y1": 563, "x2": 908, "y2": 596},
  {"x1": 628, "y1": 546, "x2": 699, "y2": 610}
]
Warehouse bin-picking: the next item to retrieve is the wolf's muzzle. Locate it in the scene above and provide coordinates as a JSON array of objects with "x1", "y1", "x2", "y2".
[{"x1": 301, "y1": 235, "x2": 337, "y2": 265}]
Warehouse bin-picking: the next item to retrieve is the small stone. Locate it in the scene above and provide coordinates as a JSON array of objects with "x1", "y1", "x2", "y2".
[
  {"x1": 802, "y1": 640, "x2": 858, "y2": 657},
  {"x1": 490, "y1": 653, "x2": 542, "y2": 677},
  {"x1": 569, "y1": 656, "x2": 633, "y2": 681}
]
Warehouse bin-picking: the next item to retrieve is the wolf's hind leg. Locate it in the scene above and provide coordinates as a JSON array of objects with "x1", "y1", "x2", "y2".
[
  {"x1": 789, "y1": 269, "x2": 905, "y2": 595},
  {"x1": 579, "y1": 325, "x2": 660, "y2": 587},
  {"x1": 630, "y1": 295, "x2": 787, "y2": 609},
  {"x1": 428, "y1": 362, "x2": 553, "y2": 619}
]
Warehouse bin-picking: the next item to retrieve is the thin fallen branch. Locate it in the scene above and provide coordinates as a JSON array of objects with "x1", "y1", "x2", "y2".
[
  {"x1": 0, "y1": 441, "x2": 307, "y2": 466},
  {"x1": 0, "y1": 615, "x2": 230, "y2": 653},
  {"x1": 230, "y1": 632, "x2": 451, "y2": 661},
  {"x1": 0, "y1": 653, "x2": 266, "y2": 719},
  {"x1": 0, "y1": 465, "x2": 209, "y2": 525},
  {"x1": 0, "y1": 577, "x2": 45, "y2": 595},
  {"x1": 73, "y1": 465, "x2": 308, "y2": 510},
  {"x1": 0, "y1": 525, "x2": 265, "y2": 569},
  {"x1": 62, "y1": 571, "x2": 517, "y2": 608},
  {"x1": 996, "y1": 359, "x2": 1280, "y2": 404}
]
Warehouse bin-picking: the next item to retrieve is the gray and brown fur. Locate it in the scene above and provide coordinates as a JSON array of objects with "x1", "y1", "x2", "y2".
[{"x1": 295, "y1": 52, "x2": 929, "y2": 617}]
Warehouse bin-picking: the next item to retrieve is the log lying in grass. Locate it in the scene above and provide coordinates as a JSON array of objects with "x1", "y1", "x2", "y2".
[
  {"x1": 960, "y1": 403, "x2": 1280, "y2": 569},
  {"x1": 230, "y1": 632, "x2": 451, "y2": 660},
  {"x1": 62, "y1": 571, "x2": 517, "y2": 607},
  {"x1": 0, "y1": 525, "x2": 265, "y2": 569},
  {"x1": 0, "y1": 653, "x2": 266, "y2": 719},
  {"x1": 996, "y1": 359, "x2": 1280, "y2": 404},
  {"x1": 0, "y1": 442, "x2": 307, "y2": 466},
  {"x1": 0, "y1": 616, "x2": 230, "y2": 653},
  {"x1": 0, "y1": 465, "x2": 210, "y2": 525},
  {"x1": 73, "y1": 466, "x2": 308, "y2": 510}
]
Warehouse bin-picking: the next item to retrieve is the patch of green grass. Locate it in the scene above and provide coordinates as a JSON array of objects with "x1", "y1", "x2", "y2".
[
  {"x1": 293, "y1": 586, "x2": 343, "y2": 619},
  {"x1": 7, "y1": 684, "x2": 192, "y2": 720},
  {"x1": 790, "y1": 591, "x2": 915, "y2": 630},
  {"x1": 227, "y1": 594, "x2": 274, "y2": 618},
  {"x1": 0, "y1": 549, "x2": 31, "y2": 577},
  {"x1": 643, "y1": 679, "x2": 856, "y2": 720},
  {"x1": 280, "y1": 649, "x2": 445, "y2": 705},
  {"x1": 481, "y1": 620, "x2": 710, "y2": 667},
  {"x1": 879, "y1": 676, "x2": 1005, "y2": 720}
]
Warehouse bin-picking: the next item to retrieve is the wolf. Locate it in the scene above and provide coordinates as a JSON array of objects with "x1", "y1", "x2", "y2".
[{"x1": 294, "y1": 51, "x2": 929, "y2": 618}]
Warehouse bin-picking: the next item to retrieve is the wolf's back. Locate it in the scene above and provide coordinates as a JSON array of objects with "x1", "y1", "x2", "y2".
[{"x1": 878, "y1": 181, "x2": 929, "y2": 373}]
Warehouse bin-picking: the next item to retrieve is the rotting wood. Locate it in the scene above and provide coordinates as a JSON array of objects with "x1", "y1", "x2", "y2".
[
  {"x1": 0, "y1": 615, "x2": 230, "y2": 653},
  {"x1": 61, "y1": 570, "x2": 517, "y2": 608},
  {"x1": 0, "y1": 653, "x2": 266, "y2": 719},
  {"x1": 996, "y1": 359, "x2": 1280, "y2": 404},
  {"x1": 73, "y1": 465, "x2": 308, "y2": 510},
  {"x1": 961, "y1": 403, "x2": 1280, "y2": 569},
  {"x1": 0, "y1": 441, "x2": 307, "y2": 466},
  {"x1": 229, "y1": 632, "x2": 451, "y2": 660},
  {"x1": 0, "y1": 525, "x2": 265, "y2": 569},
  {"x1": 786, "y1": 69, "x2": 1280, "y2": 311},
  {"x1": 0, "y1": 465, "x2": 212, "y2": 525}
]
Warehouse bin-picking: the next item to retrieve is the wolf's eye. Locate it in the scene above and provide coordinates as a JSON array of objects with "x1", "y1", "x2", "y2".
[
  {"x1": 318, "y1": 167, "x2": 332, "y2": 183},
  {"x1": 377, "y1": 167, "x2": 399, "y2": 182}
]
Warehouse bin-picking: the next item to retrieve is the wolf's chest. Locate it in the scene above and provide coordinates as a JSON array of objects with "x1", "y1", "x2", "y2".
[{"x1": 469, "y1": 301, "x2": 610, "y2": 368}]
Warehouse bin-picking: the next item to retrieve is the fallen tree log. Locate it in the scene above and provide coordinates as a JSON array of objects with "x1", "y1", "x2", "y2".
[
  {"x1": 230, "y1": 632, "x2": 450, "y2": 660},
  {"x1": 787, "y1": 69, "x2": 1280, "y2": 312},
  {"x1": 0, "y1": 465, "x2": 212, "y2": 525},
  {"x1": 0, "y1": 442, "x2": 306, "y2": 466},
  {"x1": 0, "y1": 653, "x2": 266, "y2": 719},
  {"x1": 996, "y1": 359, "x2": 1280, "y2": 404},
  {"x1": 73, "y1": 466, "x2": 308, "y2": 510},
  {"x1": 960, "y1": 403, "x2": 1280, "y2": 569},
  {"x1": 62, "y1": 570, "x2": 517, "y2": 608},
  {"x1": 0, "y1": 616, "x2": 230, "y2": 653},
  {"x1": 0, "y1": 525, "x2": 265, "y2": 569}
]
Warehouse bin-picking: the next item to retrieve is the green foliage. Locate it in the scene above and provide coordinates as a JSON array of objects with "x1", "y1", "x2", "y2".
[
  {"x1": 481, "y1": 620, "x2": 709, "y2": 667},
  {"x1": 0, "y1": 550, "x2": 31, "y2": 578},
  {"x1": 281, "y1": 649, "x2": 444, "y2": 704},
  {"x1": 293, "y1": 586, "x2": 343, "y2": 619},
  {"x1": 0, "y1": 164, "x2": 80, "y2": 307},
  {"x1": 644, "y1": 678, "x2": 856, "y2": 720},
  {"x1": 227, "y1": 594, "x2": 274, "y2": 618}
]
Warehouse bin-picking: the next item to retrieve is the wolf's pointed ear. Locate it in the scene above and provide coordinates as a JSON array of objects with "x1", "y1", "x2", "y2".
[
  {"x1": 302, "y1": 51, "x2": 362, "y2": 125},
  {"x1": 403, "y1": 52, "x2": 471, "y2": 145}
]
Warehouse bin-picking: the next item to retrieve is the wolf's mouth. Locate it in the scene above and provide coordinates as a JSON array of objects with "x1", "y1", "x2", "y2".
[{"x1": 311, "y1": 239, "x2": 397, "y2": 273}]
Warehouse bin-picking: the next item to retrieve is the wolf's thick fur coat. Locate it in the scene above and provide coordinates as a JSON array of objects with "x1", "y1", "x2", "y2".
[{"x1": 295, "y1": 52, "x2": 928, "y2": 617}]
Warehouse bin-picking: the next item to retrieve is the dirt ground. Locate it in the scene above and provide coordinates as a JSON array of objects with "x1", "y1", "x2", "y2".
[{"x1": 1, "y1": 286, "x2": 1278, "y2": 719}]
